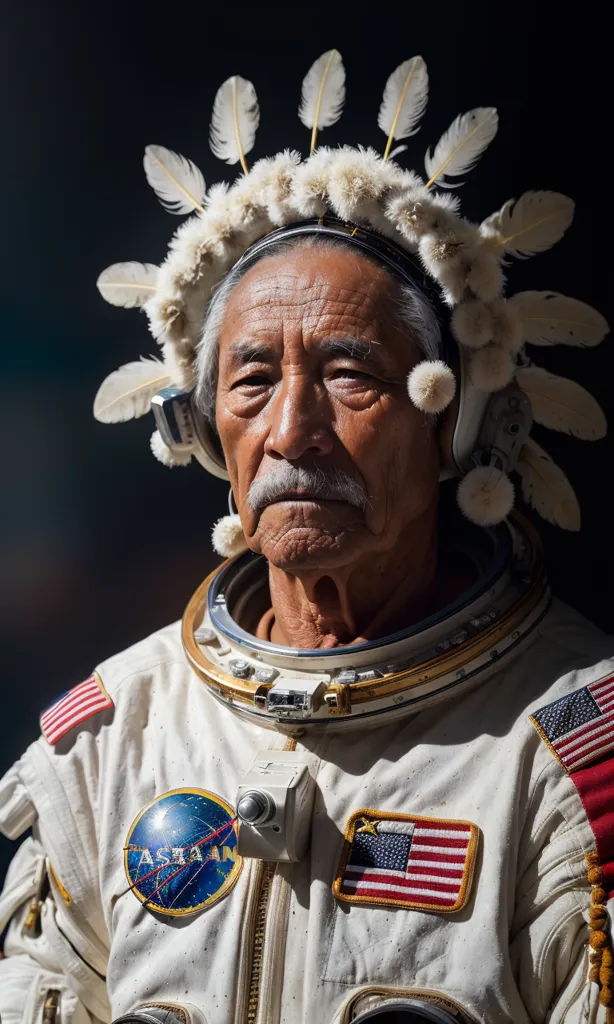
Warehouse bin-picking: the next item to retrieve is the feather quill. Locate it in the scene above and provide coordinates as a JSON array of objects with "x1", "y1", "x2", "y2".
[
  {"x1": 97, "y1": 262, "x2": 159, "y2": 308},
  {"x1": 299, "y1": 50, "x2": 346, "y2": 153},
  {"x1": 482, "y1": 191, "x2": 574, "y2": 259},
  {"x1": 424, "y1": 107, "x2": 498, "y2": 189},
  {"x1": 516, "y1": 365, "x2": 606, "y2": 440},
  {"x1": 94, "y1": 357, "x2": 171, "y2": 424},
  {"x1": 516, "y1": 436, "x2": 580, "y2": 531},
  {"x1": 509, "y1": 291, "x2": 609, "y2": 347},
  {"x1": 210, "y1": 76, "x2": 260, "y2": 173},
  {"x1": 143, "y1": 145, "x2": 205, "y2": 215},
  {"x1": 378, "y1": 56, "x2": 429, "y2": 160}
]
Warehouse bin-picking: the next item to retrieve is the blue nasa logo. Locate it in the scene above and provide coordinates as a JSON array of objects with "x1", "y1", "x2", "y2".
[{"x1": 124, "y1": 788, "x2": 242, "y2": 916}]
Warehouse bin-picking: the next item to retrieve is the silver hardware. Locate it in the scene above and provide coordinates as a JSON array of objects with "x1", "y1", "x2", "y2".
[
  {"x1": 194, "y1": 627, "x2": 215, "y2": 644},
  {"x1": 237, "y1": 789, "x2": 275, "y2": 826},
  {"x1": 266, "y1": 679, "x2": 327, "y2": 718},
  {"x1": 229, "y1": 658, "x2": 252, "y2": 679},
  {"x1": 355, "y1": 668, "x2": 383, "y2": 682},
  {"x1": 151, "y1": 388, "x2": 197, "y2": 452},
  {"x1": 236, "y1": 751, "x2": 316, "y2": 861},
  {"x1": 337, "y1": 669, "x2": 358, "y2": 684},
  {"x1": 472, "y1": 385, "x2": 532, "y2": 476},
  {"x1": 253, "y1": 667, "x2": 279, "y2": 684}
]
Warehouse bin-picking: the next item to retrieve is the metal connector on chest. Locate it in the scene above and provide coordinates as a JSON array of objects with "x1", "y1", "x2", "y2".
[{"x1": 264, "y1": 679, "x2": 327, "y2": 718}]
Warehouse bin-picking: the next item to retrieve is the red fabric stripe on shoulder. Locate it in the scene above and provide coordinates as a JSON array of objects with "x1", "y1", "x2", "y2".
[{"x1": 570, "y1": 753, "x2": 614, "y2": 899}]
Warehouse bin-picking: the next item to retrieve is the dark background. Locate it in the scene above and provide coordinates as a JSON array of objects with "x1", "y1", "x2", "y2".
[{"x1": 0, "y1": 1, "x2": 612, "y2": 878}]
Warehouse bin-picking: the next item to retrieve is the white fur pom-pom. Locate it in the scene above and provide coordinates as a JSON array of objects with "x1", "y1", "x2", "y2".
[
  {"x1": 326, "y1": 147, "x2": 382, "y2": 222},
  {"x1": 386, "y1": 186, "x2": 442, "y2": 243},
  {"x1": 211, "y1": 513, "x2": 249, "y2": 558},
  {"x1": 150, "y1": 430, "x2": 193, "y2": 467},
  {"x1": 407, "y1": 360, "x2": 456, "y2": 413},
  {"x1": 465, "y1": 249, "x2": 503, "y2": 302},
  {"x1": 418, "y1": 231, "x2": 473, "y2": 303},
  {"x1": 291, "y1": 148, "x2": 333, "y2": 217},
  {"x1": 489, "y1": 298, "x2": 523, "y2": 353},
  {"x1": 469, "y1": 345, "x2": 515, "y2": 392},
  {"x1": 451, "y1": 300, "x2": 493, "y2": 349},
  {"x1": 456, "y1": 466, "x2": 515, "y2": 526}
]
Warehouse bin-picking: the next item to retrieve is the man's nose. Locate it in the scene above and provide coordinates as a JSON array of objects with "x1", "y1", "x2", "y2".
[{"x1": 264, "y1": 374, "x2": 334, "y2": 461}]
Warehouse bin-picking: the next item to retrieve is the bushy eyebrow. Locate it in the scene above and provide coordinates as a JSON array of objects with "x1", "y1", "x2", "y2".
[
  {"x1": 319, "y1": 338, "x2": 373, "y2": 361},
  {"x1": 228, "y1": 341, "x2": 276, "y2": 365},
  {"x1": 228, "y1": 336, "x2": 376, "y2": 366}
]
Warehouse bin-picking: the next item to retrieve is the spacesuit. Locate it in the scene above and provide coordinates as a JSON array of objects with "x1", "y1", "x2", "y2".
[
  {"x1": 3, "y1": 42, "x2": 614, "y2": 1024},
  {"x1": 2, "y1": 513, "x2": 614, "y2": 1024}
]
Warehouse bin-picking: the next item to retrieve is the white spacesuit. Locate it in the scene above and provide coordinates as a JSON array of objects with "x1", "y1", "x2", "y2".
[
  {"x1": 3, "y1": 47, "x2": 613, "y2": 1024},
  {"x1": 1, "y1": 514, "x2": 614, "y2": 1024}
]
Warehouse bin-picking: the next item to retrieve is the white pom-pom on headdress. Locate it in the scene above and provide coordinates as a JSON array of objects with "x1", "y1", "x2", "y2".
[
  {"x1": 407, "y1": 360, "x2": 456, "y2": 413},
  {"x1": 457, "y1": 466, "x2": 514, "y2": 527},
  {"x1": 451, "y1": 300, "x2": 493, "y2": 349},
  {"x1": 489, "y1": 298, "x2": 523, "y2": 353},
  {"x1": 470, "y1": 345, "x2": 515, "y2": 392},
  {"x1": 212, "y1": 514, "x2": 249, "y2": 558},
  {"x1": 150, "y1": 430, "x2": 193, "y2": 467}
]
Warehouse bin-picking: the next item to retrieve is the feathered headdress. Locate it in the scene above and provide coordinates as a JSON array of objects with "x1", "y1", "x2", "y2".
[{"x1": 95, "y1": 50, "x2": 609, "y2": 550}]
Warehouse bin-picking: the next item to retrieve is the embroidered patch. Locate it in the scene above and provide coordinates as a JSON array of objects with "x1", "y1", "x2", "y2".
[
  {"x1": 123, "y1": 788, "x2": 242, "y2": 917},
  {"x1": 40, "y1": 673, "x2": 113, "y2": 745},
  {"x1": 333, "y1": 809, "x2": 479, "y2": 912},
  {"x1": 530, "y1": 672, "x2": 614, "y2": 773}
]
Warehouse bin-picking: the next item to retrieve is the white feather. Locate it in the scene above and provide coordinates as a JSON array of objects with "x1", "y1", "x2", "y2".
[
  {"x1": 378, "y1": 56, "x2": 429, "y2": 157},
  {"x1": 516, "y1": 365, "x2": 606, "y2": 440},
  {"x1": 516, "y1": 436, "x2": 580, "y2": 531},
  {"x1": 298, "y1": 50, "x2": 345, "y2": 142},
  {"x1": 509, "y1": 291, "x2": 609, "y2": 347},
  {"x1": 481, "y1": 191, "x2": 574, "y2": 259},
  {"x1": 387, "y1": 144, "x2": 408, "y2": 159},
  {"x1": 94, "y1": 357, "x2": 171, "y2": 424},
  {"x1": 210, "y1": 76, "x2": 260, "y2": 168},
  {"x1": 143, "y1": 145, "x2": 206, "y2": 215},
  {"x1": 424, "y1": 107, "x2": 498, "y2": 189},
  {"x1": 97, "y1": 262, "x2": 159, "y2": 308}
]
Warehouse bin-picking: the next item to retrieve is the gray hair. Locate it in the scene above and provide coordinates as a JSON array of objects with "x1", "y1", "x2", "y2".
[{"x1": 194, "y1": 234, "x2": 442, "y2": 428}]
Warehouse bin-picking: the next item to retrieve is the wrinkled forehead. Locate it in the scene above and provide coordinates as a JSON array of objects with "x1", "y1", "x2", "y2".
[{"x1": 220, "y1": 247, "x2": 401, "y2": 342}]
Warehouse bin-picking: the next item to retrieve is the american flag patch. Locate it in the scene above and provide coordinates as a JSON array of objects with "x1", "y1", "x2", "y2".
[
  {"x1": 333, "y1": 809, "x2": 479, "y2": 912},
  {"x1": 40, "y1": 673, "x2": 113, "y2": 745},
  {"x1": 530, "y1": 672, "x2": 614, "y2": 773}
]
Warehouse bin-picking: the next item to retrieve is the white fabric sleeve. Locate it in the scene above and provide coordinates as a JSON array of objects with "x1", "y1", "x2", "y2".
[
  {"x1": 510, "y1": 756, "x2": 609, "y2": 1023},
  {"x1": 0, "y1": 837, "x2": 102, "y2": 1024},
  {"x1": 0, "y1": 762, "x2": 111, "y2": 1024}
]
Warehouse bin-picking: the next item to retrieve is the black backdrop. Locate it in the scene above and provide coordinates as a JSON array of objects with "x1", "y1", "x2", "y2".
[{"x1": 1, "y1": 0, "x2": 612, "y2": 879}]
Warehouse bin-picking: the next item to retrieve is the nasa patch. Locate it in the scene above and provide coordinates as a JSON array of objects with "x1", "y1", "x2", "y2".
[{"x1": 124, "y1": 788, "x2": 242, "y2": 917}]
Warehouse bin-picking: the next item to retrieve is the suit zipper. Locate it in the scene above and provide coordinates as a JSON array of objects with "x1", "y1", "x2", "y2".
[{"x1": 236, "y1": 735, "x2": 297, "y2": 1024}]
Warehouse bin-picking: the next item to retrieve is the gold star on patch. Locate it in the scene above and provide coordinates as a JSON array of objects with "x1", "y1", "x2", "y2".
[{"x1": 355, "y1": 816, "x2": 381, "y2": 836}]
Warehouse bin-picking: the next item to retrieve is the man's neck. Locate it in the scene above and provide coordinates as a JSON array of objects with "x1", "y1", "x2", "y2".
[{"x1": 265, "y1": 509, "x2": 442, "y2": 649}]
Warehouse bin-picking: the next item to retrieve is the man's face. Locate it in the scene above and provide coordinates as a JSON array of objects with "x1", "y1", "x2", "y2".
[{"x1": 215, "y1": 245, "x2": 441, "y2": 571}]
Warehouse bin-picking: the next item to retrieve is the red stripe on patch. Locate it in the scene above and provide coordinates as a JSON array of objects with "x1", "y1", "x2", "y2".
[
  {"x1": 569, "y1": 754, "x2": 614, "y2": 900},
  {"x1": 343, "y1": 885, "x2": 457, "y2": 907},
  {"x1": 40, "y1": 675, "x2": 113, "y2": 745}
]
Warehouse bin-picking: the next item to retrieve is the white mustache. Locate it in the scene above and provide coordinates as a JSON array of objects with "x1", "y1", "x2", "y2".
[{"x1": 247, "y1": 463, "x2": 368, "y2": 515}]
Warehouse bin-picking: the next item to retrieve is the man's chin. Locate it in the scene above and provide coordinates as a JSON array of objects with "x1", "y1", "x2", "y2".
[{"x1": 252, "y1": 506, "x2": 366, "y2": 570}]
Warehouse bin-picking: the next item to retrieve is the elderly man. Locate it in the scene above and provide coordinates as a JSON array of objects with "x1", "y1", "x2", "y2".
[{"x1": 1, "y1": 54, "x2": 613, "y2": 1024}]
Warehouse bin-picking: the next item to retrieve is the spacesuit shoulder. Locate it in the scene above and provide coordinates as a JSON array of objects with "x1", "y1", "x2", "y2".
[
  {"x1": 38, "y1": 618, "x2": 186, "y2": 747},
  {"x1": 0, "y1": 619, "x2": 187, "y2": 838}
]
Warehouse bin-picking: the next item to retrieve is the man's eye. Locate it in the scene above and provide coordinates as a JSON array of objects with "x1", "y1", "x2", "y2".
[
  {"x1": 233, "y1": 374, "x2": 272, "y2": 388},
  {"x1": 329, "y1": 368, "x2": 374, "y2": 381}
]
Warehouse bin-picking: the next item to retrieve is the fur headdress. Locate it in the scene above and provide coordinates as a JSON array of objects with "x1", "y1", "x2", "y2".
[{"x1": 95, "y1": 51, "x2": 609, "y2": 547}]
